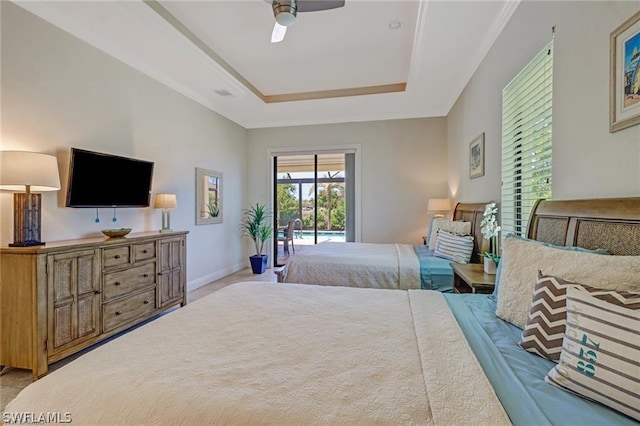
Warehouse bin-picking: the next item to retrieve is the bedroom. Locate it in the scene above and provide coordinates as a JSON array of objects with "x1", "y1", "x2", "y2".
[{"x1": 1, "y1": 0, "x2": 640, "y2": 423}]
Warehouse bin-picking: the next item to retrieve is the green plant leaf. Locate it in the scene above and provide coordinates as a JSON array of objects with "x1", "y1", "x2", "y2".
[{"x1": 240, "y1": 203, "x2": 273, "y2": 256}]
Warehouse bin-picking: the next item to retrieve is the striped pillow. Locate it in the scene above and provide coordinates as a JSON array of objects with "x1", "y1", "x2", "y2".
[
  {"x1": 519, "y1": 272, "x2": 640, "y2": 362},
  {"x1": 433, "y1": 230, "x2": 474, "y2": 264},
  {"x1": 428, "y1": 219, "x2": 472, "y2": 250},
  {"x1": 545, "y1": 286, "x2": 640, "y2": 421}
]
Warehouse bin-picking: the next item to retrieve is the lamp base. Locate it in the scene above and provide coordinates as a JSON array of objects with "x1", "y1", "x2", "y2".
[
  {"x1": 9, "y1": 240, "x2": 46, "y2": 247},
  {"x1": 12, "y1": 192, "x2": 44, "y2": 247},
  {"x1": 159, "y1": 209, "x2": 172, "y2": 233}
]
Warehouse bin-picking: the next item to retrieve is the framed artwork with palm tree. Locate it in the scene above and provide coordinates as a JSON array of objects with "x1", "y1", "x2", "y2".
[{"x1": 196, "y1": 167, "x2": 222, "y2": 225}]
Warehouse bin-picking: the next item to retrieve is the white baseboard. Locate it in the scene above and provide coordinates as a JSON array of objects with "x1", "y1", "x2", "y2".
[{"x1": 186, "y1": 261, "x2": 246, "y2": 292}]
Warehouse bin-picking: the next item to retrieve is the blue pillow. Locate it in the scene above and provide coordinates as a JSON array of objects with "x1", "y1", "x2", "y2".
[{"x1": 490, "y1": 233, "x2": 610, "y2": 301}]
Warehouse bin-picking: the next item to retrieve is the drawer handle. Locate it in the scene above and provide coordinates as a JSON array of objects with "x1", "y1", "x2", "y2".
[
  {"x1": 94, "y1": 290, "x2": 102, "y2": 295},
  {"x1": 115, "y1": 311, "x2": 122, "y2": 316},
  {"x1": 142, "y1": 250, "x2": 148, "y2": 254},
  {"x1": 143, "y1": 273, "x2": 149, "y2": 278},
  {"x1": 143, "y1": 300, "x2": 149, "y2": 304},
  {"x1": 114, "y1": 255, "x2": 121, "y2": 259},
  {"x1": 114, "y1": 281, "x2": 121, "y2": 286}
]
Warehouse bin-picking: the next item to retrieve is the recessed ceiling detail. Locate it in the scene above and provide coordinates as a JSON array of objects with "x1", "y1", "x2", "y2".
[
  {"x1": 12, "y1": 0, "x2": 520, "y2": 128},
  {"x1": 151, "y1": 0, "x2": 414, "y2": 102}
]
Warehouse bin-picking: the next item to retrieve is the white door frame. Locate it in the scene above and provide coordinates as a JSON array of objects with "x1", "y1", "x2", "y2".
[{"x1": 267, "y1": 144, "x2": 362, "y2": 261}]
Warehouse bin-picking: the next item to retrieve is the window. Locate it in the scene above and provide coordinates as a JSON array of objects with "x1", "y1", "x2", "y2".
[{"x1": 501, "y1": 40, "x2": 553, "y2": 236}]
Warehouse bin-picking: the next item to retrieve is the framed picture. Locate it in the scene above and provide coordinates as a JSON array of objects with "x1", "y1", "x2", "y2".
[
  {"x1": 610, "y1": 10, "x2": 640, "y2": 133},
  {"x1": 469, "y1": 132, "x2": 485, "y2": 179},
  {"x1": 196, "y1": 167, "x2": 223, "y2": 225}
]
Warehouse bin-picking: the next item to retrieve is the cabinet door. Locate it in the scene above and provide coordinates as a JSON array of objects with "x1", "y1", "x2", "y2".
[
  {"x1": 47, "y1": 249, "x2": 101, "y2": 356},
  {"x1": 157, "y1": 237, "x2": 184, "y2": 307}
]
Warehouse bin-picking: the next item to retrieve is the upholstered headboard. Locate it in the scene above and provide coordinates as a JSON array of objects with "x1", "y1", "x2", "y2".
[
  {"x1": 527, "y1": 197, "x2": 640, "y2": 255},
  {"x1": 453, "y1": 202, "x2": 489, "y2": 264}
]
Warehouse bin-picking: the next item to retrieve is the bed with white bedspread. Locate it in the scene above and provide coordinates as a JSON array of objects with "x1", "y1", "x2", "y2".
[
  {"x1": 5, "y1": 283, "x2": 508, "y2": 425},
  {"x1": 281, "y1": 202, "x2": 487, "y2": 290}
]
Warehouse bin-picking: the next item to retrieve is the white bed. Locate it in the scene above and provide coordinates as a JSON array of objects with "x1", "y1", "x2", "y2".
[
  {"x1": 281, "y1": 202, "x2": 487, "y2": 289},
  {"x1": 6, "y1": 197, "x2": 640, "y2": 425},
  {"x1": 283, "y1": 241, "x2": 422, "y2": 289},
  {"x1": 5, "y1": 282, "x2": 508, "y2": 425}
]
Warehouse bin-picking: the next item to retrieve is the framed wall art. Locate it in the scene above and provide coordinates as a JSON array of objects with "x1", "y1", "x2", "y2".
[
  {"x1": 610, "y1": 10, "x2": 640, "y2": 132},
  {"x1": 469, "y1": 132, "x2": 485, "y2": 179},
  {"x1": 196, "y1": 167, "x2": 223, "y2": 225}
]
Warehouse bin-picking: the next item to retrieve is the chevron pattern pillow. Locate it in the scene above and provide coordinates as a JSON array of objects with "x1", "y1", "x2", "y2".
[
  {"x1": 545, "y1": 286, "x2": 640, "y2": 421},
  {"x1": 519, "y1": 272, "x2": 640, "y2": 362}
]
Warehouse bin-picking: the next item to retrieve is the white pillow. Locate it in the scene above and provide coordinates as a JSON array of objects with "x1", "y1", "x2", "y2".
[
  {"x1": 545, "y1": 286, "x2": 640, "y2": 421},
  {"x1": 433, "y1": 230, "x2": 474, "y2": 264},
  {"x1": 427, "y1": 219, "x2": 471, "y2": 250},
  {"x1": 496, "y1": 237, "x2": 640, "y2": 329}
]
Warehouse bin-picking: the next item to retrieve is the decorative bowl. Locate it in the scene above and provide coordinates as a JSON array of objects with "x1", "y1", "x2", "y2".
[{"x1": 101, "y1": 228, "x2": 132, "y2": 238}]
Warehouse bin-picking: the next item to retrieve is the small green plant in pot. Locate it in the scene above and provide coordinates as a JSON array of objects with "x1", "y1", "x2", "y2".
[{"x1": 241, "y1": 203, "x2": 273, "y2": 274}]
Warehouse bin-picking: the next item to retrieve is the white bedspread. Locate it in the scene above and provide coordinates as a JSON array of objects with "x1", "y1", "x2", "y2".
[
  {"x1": 5, "y1": 282, "x2": 509, "y2": 425},
  {"x1": 283, "y1": 242, "x2": 421, "y2": 289}
]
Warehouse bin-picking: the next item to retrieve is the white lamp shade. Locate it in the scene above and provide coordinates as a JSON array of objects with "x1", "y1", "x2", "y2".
[
  {"x1": 0, "y1": 151, "x2": 61, "y2": 191},
  {"x1": 154, "y1": 193, "x2": 177, "y2": 209},
  {"x1": 427, "y1": 198, "x2": 451, "y2": 212}
]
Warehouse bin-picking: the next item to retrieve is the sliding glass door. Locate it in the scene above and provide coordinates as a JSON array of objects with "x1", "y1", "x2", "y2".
[{"x1": 273, "y1": 152, "x2": 354, "y2": 266}]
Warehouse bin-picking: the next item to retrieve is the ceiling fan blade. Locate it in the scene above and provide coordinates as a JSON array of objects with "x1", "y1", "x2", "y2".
[
  {"x1": 297, "y1": 0, "x2": 345, "y2": 13},
  {"x1": 271, "y1": 22, "x2": 287, "y2": 43}
]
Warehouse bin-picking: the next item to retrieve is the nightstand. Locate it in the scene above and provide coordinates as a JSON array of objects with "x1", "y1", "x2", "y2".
[{"x1": 450, "y1": 262, "x2": 495, "y2": 294}]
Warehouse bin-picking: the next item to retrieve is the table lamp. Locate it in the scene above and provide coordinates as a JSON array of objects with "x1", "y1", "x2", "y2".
[
  {"x1": 0, "y1": 151, "x2": 61, "y2": 246},
  {"x1": 155, "y1": 193, "x2": 177, "y2": 232},
  {"x1": 427, "y1": 198, "x2": 451, "y2": 218}
]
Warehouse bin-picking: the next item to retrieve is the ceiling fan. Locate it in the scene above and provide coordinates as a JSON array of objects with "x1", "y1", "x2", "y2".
[{"x1": 265, "y1": 0, "x2": 345, "y2": 43}]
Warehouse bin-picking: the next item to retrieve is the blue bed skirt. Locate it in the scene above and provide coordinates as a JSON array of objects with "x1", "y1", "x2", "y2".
[
  {"x1": 443, "y1": 293, "x2": 637, "y2": 425},
  {"x1": 413, "y1": 245, "x2": 453, "y2": 292}
]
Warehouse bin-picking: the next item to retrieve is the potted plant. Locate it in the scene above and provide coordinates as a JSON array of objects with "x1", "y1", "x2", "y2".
[
  {"x1": 480, "y1": 201, "x2": 501, "y2": 274},
  {"x1": 241, "y1": 203, "x2": 273, "y2": 274}
]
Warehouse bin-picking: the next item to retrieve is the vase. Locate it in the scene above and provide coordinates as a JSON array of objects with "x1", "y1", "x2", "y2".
[
  {"x1": 249, "y1": 255, "x2": 268, "y2": 274},
  {"x1": 484, "y1": 257, "x2": 497, "y2": 275}
]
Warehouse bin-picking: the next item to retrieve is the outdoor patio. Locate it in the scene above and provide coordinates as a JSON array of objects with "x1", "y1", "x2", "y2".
[{"x1": 276, "y1": 230, "x2": 345, "y2": 265}]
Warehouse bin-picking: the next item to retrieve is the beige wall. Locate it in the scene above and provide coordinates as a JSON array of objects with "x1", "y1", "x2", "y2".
[
  {"x1": 247, "y1": 118, "x2": 448, "y2": 244},
  {"x1": 4, "y1": 1, "x2": 637, "y2": 288},
  {"x1": 0, "y1": 3, "x2": 249, "y2": 290},
  {"x1": 447, "y1": 1, "x2": 640, "y2": 205}
]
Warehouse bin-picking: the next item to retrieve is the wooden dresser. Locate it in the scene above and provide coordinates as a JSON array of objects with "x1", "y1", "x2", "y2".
[{"x1": 0, "y1": 230, "x2": 188, "y2": 379}]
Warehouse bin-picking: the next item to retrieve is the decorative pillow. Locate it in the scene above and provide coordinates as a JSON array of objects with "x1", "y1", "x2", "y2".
[
  {"x1": 545, "y1": 286, "x2": 640, "y2": 421},
  {"x1": 427, "y1": 219, "x2": 471, "y2": 250},
  {"x1": 519, "y1": 272, "x2": 640, "y2": 362},
  {"x1": 489, "y1": 233, "x2": 610, "y2": 303},
  {"x1": 433, "y1": 230, "x2": 474, "y2": 264},
  {"x1": 495, "y1": 236, "x2": 640, "y2": 329}
]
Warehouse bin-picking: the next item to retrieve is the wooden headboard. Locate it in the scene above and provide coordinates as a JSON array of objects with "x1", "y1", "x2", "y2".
[
  {"x1": 453, "y1": 202, "x2": 490, "y2": 264},
  {"x1": 527, "y1": 197, "x2": 640, "y2": 255}
]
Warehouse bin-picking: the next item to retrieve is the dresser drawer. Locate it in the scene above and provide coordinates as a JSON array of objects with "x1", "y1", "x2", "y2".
[
  {"x1": 103, "y1": 262, "x2": 156, "y2": 301},
  {"x1": 103, "y1": 288, "x2": 156, "y2": 332},
  {"x1": 103, "y1": 246, "x2": 130, "y2": 268},
  {"x1": 134, "y1": 242, "x2": 155, "y2": 262}
]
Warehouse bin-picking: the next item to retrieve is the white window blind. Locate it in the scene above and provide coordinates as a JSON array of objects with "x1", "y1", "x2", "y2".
[{"x1": 501, "y1": 40, "x2": 553, "y2": 236}]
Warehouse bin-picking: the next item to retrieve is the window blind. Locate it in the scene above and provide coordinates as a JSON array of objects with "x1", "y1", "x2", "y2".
[{"x1": 501, "y1": 40, "x2": 553, "y2": 236}]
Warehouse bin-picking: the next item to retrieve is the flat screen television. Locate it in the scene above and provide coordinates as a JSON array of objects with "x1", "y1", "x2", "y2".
[{"x1": 66, "y1": 148, "x2": 154, "y2": 208}]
